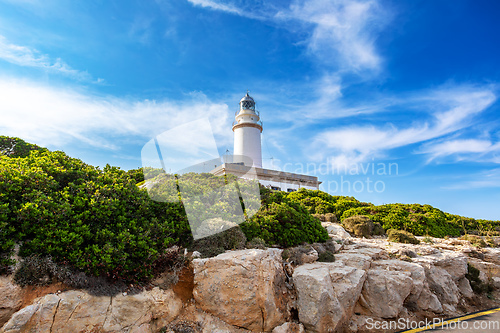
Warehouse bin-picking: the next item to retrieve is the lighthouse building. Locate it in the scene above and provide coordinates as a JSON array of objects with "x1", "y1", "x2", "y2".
[{"x1": 211, "y1": 92, "x2": 320, "y2": 191}]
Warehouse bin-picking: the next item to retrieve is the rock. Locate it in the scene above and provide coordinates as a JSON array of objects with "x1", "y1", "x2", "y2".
[
  {"x1": 272, "y1": 322, "x2": 305, "y2": 333},
  {"x1": 341, "y1": 246, "x2": 389, "y2": 261},
  {"x1": 192, "y1": 249, "x2": 288, "y2": 332},
  {"x1": 0, "y1": 276, "x2": 24, "y2": 327},
  {"x1": 492, "y1": 277, "x2": 500, "y2": 289},
  {"x1": 166, "y1": 303, "x2": 249, "y2": 333},
  {"x1": 321, "y1": 222, "x2": 351, "y2": 239},
  {"x1": 299, "y1": 247, "x2": 319, "y2": 265},
  {"x1": 467, "y1": 258, "x2": 500, "y2": 281},
  {"x1": 1, "y1": 287, "x2": 183, "y2": 333},
  {"x1": 372, "y1": 260, "x2": 426, "y2": 304},
  {"x1": 293, "y1": 262, "x2": 366, "y2": 333},
  {"x1": 356, "y1": 266, "x2": 413, "y2": 318},
  {"x1": 458, "y1": 277, "x2": 474, "y2": 298},
  {"x1": 282, "y1": 246, "x2": 318, "y2": 265},
  {"x1": 191, "y1": 251, "x2": 202, "y2": 259},
  {"x1": 416, "y1": 284, "x2": 443, "y2": 313},
  {"x1": 420, "y1": 251, "x2": 468, "y2": 281},
  {"x1": 420, "y1": 264, "x2": 460, "y2": 314},
  {"x1": 334, "y1": 253, "x2": 372, "y2": 271}
]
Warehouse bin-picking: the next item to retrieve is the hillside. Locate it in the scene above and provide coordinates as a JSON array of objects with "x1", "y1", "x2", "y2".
[{"x1": 1, "y1": 135, "x2": 499, "y2": 284}]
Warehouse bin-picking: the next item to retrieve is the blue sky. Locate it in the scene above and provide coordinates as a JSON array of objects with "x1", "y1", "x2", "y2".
[{"x1": 1, "y1": 0, "x2": 500, "y2": 219}]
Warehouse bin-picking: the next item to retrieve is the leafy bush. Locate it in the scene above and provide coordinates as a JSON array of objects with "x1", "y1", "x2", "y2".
[
  {"x1": 459, "y1": 235, "x2": 488, "y2": 248},
  {"x1": 342, "y1": 215, "x2": 375, "y2": 238},
  {"x1": 0, "y1": 135, "x2": 46, "y2": 158},
  {"x1": 373, "y1": 222, "x2": 385, "y2": 236},
  {"x1": 318, "y1": 251, "x2": 335, "y2": 262},
  {"x1": 246, "y1": 237, "x2": 267, "y2": 249},
  {"x1": 240, "y1": 191, "x2": 329, "y2": 247},
  {"x1": 387, "y1": 229, "x2": 420, "y2": 244},
  {"x1": 0, "y1": 143, "x2": 190, "y2": 282}
]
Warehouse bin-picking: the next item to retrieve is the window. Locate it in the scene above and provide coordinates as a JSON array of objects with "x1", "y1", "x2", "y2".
[
  {"x1": 241, "y1": 101, "x2": 255, "y2": 110},
  {"x1": 287, "y1": 188, "x2": 296, "y2": 192},
  {"x1": 271, "y1": 186, "x2": 281, "y2": 191}
]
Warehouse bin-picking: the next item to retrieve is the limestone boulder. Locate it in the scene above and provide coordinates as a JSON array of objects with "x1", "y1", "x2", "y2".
[
  {"x1": 0, "y1": 276, "x2": 24, "y2": 327},
  {"x1": 356, "y1": 267, "x2": 413, "y2": 318},
  {"x1": 192, "y1": 249, "x2": 288, "y2": 332},
  {"x1": 1, "y1": 287, "x2": 183, "y2": 333},
  {"x1": 419, "y1": 263, "x2": 460, "y2": 314},
  {"x1": 468, "y1": 258, "x2": 500, "y2": 281},
  {"x1": 293, "y1": 262, "x2": 366, "y2": 333},
  {"x1": 416, "y1": 284, "x2": 443, "y2": 313},
  {"x1": 415, "y1": 250, "x2": 468, "y2": 281},
  {"x1": 322, "y1": 222, "x2": 351, "y2": 239},
  {"x1": 458, "y1": 277, "x2": 474, "y2": 299},
  {"x1": 483, "y1": 248, "x2": 500, "y2": 266},
  {"x1": 372, "y1": 260, "x2": 426, "y2": 304},
  {"x1": 492, "y1": 277, "x2": 500, "y2": 289}
]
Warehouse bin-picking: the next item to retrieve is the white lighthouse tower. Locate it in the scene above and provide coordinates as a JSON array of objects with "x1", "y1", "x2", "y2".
[
  {"x1": 232, "y1": 92, "x2": 263, "y2": 168},
  {"x1": 212, "y1": 92, "x2": 320, "y2": 191}
]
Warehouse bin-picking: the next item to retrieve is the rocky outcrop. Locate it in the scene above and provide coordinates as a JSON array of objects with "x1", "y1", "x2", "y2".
[
  {"x1": 192, "y1": 248, "x2": 289, "y2": 332},
  {"x1": 1, "y1": 288, "x2": 183, "y2": 333},
  {"x1": 293, "y1": 262, "x2": 366, "y2": 332},
  {"x1": 322, "y1": 222, "x2": 351, "y2": 239},
  {"x1": 0, "y1": 277, "x2": 23, "y2": 328},
  {"x1": 2, "y1": 235, "x2": 500, "y2": 333}
]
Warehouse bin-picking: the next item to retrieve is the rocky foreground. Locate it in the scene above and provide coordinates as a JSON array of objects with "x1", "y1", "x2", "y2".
[{"x1": 1, "y1": 224, "x2": 500, "y2": 333}]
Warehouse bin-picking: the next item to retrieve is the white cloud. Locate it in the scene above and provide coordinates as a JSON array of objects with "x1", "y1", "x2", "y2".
[
  {"x1": 444, "y1": 168, "x2": 500, "y2": 189},
  {"x1": 418, "y1": 139, "x2": 500, "y2": 162},
  {"x1": 185, "y1": 0, "x2": 388, "y2": 73},
  {"x1": 0, "y1": 35, "x2": 99, "y2": 82},
  {"x1": 278, "y1": 0, "x2": 387, "y2": 72},
  {"x1": 186, "y1": 0, "x2": 242, "y2": 15},
  {"x1": 0, "y1": 77, "x2": 232, "y2": 153},
  {"x1": 309, "y1": 85, "x2": 497, "y2": 165}
]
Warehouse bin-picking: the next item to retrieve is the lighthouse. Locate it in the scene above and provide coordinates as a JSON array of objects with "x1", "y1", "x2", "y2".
[
  {"x1": 232, "y1": 92, "x2": 263, "y2": 168},
  {"x1": 211, "y1": 92, "x2": 320, "y2": 191}
]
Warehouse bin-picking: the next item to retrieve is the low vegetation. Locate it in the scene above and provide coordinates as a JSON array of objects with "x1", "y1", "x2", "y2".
[
  {"x1": 1, "y1": 135, "x2": 499, "y2": 285},
  {"x1": 341, "y1": 215, "x2": 385, "y2": 238},
  {"x1": 387, "y1": 229, "x2": 420, "y2": 245}
]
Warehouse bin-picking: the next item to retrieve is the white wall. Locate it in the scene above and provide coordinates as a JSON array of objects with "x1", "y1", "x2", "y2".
[{"x1": 233, "y1": 126, "x2": 262, "y2": 168}]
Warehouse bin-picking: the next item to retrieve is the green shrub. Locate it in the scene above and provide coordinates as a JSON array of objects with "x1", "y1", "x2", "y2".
[
  {"x1": 460, "y1": 235, "x2": 488, "y2": 248},
  {"x1": 246, "y1": 237, "x2": 267, "y2": 249},
  {"x1": 318, "y1": 251, "x2": 335, "y2": 262},
  {"x1": 241, "y1": 193, "x2": 329, "y2": 247},
  {"x1": 342, "y1": 215, "x2": 375, "y2": 238},
  {"x1": 387, "y1": 229, "x2": 420, "y2": 244},
  {"x1": 0, "y1": 147, "x2": 191, "y2": 282},
  {"x1": 373, "y1": 222, "x2": 385, "y2": 236}
]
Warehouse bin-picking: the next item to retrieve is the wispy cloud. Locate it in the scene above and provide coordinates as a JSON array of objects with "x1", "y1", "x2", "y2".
[
  {"x1": 443, "y1": 168, "x2": 500, "y2": 189},
  {"x1": 187, "y1": 0, "x2": 242, "y2": 15},
  {"x1": 0, "y1": 77, "x2": 232, "y2": 151},
  {"x1": 0, "y1": 35, "x2": 101, "y2": 83},
  {"x1": 308, "y1": 85, "x2": 497, "y2": 165},
  {"x1": 277, "y1": 0, "x2": 388, "y2": 72},
  {"x1": 418, "y1": 139, "x2": 500, "y2": 163},
  {"x1": 186, "y1": 0, "x2": 389, "y2": 73}
]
